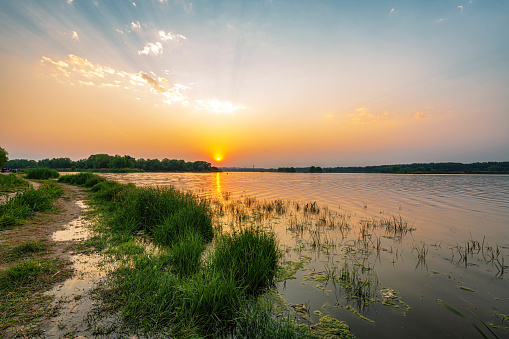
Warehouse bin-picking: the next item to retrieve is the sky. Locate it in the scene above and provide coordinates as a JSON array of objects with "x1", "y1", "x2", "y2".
[{"x1": 1, "y1": 0, "x2": 508, "y2": 168}]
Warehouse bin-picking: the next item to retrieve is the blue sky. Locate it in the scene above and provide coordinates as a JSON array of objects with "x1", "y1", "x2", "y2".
[{"x1": 1, "y1": 0, "x2": 508, "y2": 166}]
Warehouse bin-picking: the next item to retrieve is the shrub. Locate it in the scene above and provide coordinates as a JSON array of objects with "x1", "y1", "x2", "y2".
[{"x1": 25, "y1": 168, "x2": 60, "y2": 180}]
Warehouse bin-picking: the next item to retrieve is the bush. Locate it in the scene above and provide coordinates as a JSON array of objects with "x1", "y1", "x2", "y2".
[{"x1": 25, "y1": 168, "x2": 60, "y2": 180}]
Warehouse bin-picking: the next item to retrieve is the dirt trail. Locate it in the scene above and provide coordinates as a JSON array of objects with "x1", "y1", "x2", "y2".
[
  {"x1": 1, "y1": 182, "x2": 95, "y2": 337},
  {"x1": 0, "y1": 182, "x2": 87, "y2": 270}
]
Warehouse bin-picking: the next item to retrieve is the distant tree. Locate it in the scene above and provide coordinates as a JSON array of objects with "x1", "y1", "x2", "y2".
[
  {"x1": 0, "y1": 146, "x2": 8, "y2": 167},
  {"x1": 309, "y1": 166, "x2": 323, "y2": 173}
]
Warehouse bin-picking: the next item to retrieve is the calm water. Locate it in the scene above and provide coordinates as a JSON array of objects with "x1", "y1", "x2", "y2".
[{"x1": 101, "y1": 172, "x2": 509, "y2": 338}]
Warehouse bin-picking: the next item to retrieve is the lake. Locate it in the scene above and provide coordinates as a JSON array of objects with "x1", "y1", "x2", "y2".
[{"x1": 100, "y1": 172, "x2": 509, "y2": 338}]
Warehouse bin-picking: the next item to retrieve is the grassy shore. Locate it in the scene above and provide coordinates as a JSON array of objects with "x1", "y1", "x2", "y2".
[{"x1": 58, "y1": 173, "x2": 352, "y2": 338}]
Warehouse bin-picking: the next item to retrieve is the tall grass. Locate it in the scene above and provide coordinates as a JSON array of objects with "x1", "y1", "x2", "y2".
[
  {"x1": 210, "y1": 226, "x2": 282, "y2": 296},
  {"x1": 25, "y1": 168, "x2": 60, "y2": 180},
  {"x1": 0, "y1": 181, "x2": 64, "y2": 229},
  {"x1": 0, "y1": 173, "x2": 28, "y2": 192}
]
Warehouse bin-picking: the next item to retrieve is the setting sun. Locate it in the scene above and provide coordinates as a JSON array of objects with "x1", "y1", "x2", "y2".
[{"x1": 215, "y1": 156, "x2": 222, "y2": 162}]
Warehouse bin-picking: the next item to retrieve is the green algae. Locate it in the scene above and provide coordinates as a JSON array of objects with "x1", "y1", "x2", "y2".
[
  {"x1": 382, "y1": 298, "x2": 395, "y2": 306},
  {"x1": 345, "y1": 305, "x2": 375, "y2": 323},
  {"x1": 299, "y1": 315, "x2": 353, "y2": 339},
  {"x1": 458, "y1": 286, "x2": 475, "y2": 292}
]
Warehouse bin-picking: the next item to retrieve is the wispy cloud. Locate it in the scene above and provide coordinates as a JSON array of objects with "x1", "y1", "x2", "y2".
[
  {"x1": 39, "y1": 54, "x2": 243, "y2": 114},
  {"x1": 414, "y1": 106, "x2": 451, "y2": 120},
  {"x1": 194, "y1": 99, "x2": 245, "y2": 115},
  {"x1": 348, "y1": 107, "x2": 391, "y2": 125},
  {"x1": 67, "y1": 0, "x2": 73, "y2": 4},
  {"x1": 414, "y1": 111, "x2": 431, "y2": 120},
  {"x1": 131, "y1": 21, "x2": 141, "y2": 30},
  {"x1": 158, "y1": 30, "x2": 186, "y2": 41},
  {"x1": 132, "y1": 2, "x2": 136, "y2": 6},
  {"x1": 72, "y1": 31, "x2": 79, "y2": 41},
  {"x1": 138, "y1": 30, "x2": 186, "y2": 56},
  {"x1": 138, "y1": 42, "x2": 163, "y2": 55}
]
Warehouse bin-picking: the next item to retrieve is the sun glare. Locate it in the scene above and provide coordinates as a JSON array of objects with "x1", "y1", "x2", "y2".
[{"x1": 216, "y1": 157, "x2": 222, "y2": 162}]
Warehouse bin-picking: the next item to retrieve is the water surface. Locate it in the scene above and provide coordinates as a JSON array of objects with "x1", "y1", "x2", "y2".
[{"x1": 100, "y1": 172, "x2": 509, "y2": 338}]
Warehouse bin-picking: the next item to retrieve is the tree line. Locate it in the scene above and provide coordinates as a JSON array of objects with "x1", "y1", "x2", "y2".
[
  {"x1": 276, "y1": 162, "x2": 509, "y2": 174},
  {"x1": 6, "y1": 154, "x2": 219, "y2": 172}
]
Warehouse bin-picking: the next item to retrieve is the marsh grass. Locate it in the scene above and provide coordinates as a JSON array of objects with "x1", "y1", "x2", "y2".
[
  {"x1": 0, "y1": 173, "x2": 28, "y2": 192},
  {"x1": 26, "y1": 168, "x2": 60, "y2": 180},
  {"x1": 210, "y1": 226, "x2": 282, "y2": 295}
]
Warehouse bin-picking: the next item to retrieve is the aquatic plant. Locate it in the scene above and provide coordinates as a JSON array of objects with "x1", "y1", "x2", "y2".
[{"x1": 210, "y1": 226, "x2": 282, "y2": 295}]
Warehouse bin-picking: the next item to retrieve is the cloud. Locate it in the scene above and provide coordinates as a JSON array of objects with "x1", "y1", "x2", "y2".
[
  {"x1": 131, "y1": 21, "x2": 141, "y2": 30},
  {"x1": 40, "y1": 54, "x2": 245, "y2": 114},
  {"x1": 194, "y1": 99, "x2": 245, "y2": 115},
  {"x1": 414, "y1": 112, "x2": 432, "y2": 120},
  {"x1": 458, "y1": 5, "x2": 464, "y2": 12},
  {"x1": 138, "y1": 30, "x2": 186, "y2": 56},
  {"x1": 132, "y1": 2, "x2": 136, "y2": 6},
  {"x1": 72, "y1": 31, "x2": 79, "y2": 41},
  {"x1": 138, "y1": 42, "x2": 163, "y2": 55},
  {"x1": 158, "y1": 30, "x2": 186, "y2": 41},
  {"x1": 139, "y1": 72, "x2": 166, "y2": 93},
  {"x1": 389, "y1": 8, "x2": 395, "y2": 14},
  {"x1": 348, "y1": 107, "x2": 391, "y2": 125},
  {"x1": 67, "y1": 0, "x2": 73, "y2": 4}
]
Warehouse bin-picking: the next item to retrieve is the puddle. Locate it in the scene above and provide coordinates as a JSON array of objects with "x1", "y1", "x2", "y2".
[
  {"x1": 42, "y1": 200, "x2": 105, "y2": 338},
  {"x1": 51, "y1": 216, "x2": 91, "y2": 242},
  {"x1": 51, "y1": 200, "x2": 91, "y2": 242}
]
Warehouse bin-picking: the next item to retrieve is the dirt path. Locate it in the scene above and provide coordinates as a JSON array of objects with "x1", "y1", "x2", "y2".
[
  {"x1": 1, "y1": 182, "x2": 93, "y2": 337},
  {"x1": 0, "y1": 182, "x2": 87, "y2": 270}
]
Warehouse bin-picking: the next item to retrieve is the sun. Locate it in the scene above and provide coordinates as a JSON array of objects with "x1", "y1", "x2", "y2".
[{"x1": 216, "y1": 157, "x2": 222, "y2": 162}]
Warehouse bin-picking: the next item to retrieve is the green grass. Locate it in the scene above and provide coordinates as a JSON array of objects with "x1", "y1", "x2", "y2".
[
  {"x1": 210, "y1": 226, "x2": 282, "y2": 296},
  {"x1": 0, "y1": 173, "x2": 28, "y2": 192},
  {"x1": 58, "y1": 173, "x2": 306, "y2": 337},
  {"x1": 0, "y1": 181, "x2": 64, "y2": 229},
  {"x1": 25, "y1": 168, "x2": 60, "y2": 180},
  {"x1": 1, "y1": 240, "x2": 50, "y2": 262},
  {"x1": 0, "y1": 258, "x2": 72, "y2": 336}
]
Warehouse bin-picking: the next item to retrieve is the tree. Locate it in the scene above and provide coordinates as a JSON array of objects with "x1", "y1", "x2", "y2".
[{"x1": 0, "y1": 146, "x2": 8, "y2": 167}]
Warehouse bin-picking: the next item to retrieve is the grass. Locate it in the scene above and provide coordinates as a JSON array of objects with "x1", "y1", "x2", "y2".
[
  {"x1": 25, "y1": 168, "x2": 60, "y2": 180},
  {"x1": 0, "y1": 181, "x2": 64, "y2": 229},
  {"x1": 0, "y1": 258, "x2": 72, "y2": 336},
  {"x1": 0, "y1": 173, "x2": 28, "y2": 192},
  {"x1": 58, "y1": 173, "x2": 303, "y2": 337},
  {"x1": 210, "y1": 226, "x2": 282, "y2": 296},
  {"x1": 0, "y1": 240, "x2": 50, "y2": 262}
]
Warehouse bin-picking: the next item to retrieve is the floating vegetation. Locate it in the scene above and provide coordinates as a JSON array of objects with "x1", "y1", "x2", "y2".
[{"x1": 458, "y1": 286, "x2": 475, "y2": 292}]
